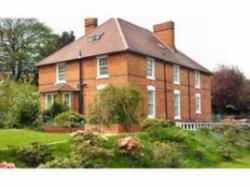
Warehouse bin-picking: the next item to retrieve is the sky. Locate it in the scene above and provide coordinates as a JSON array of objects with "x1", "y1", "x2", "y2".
[{"x1": 1, "y1": 0, "x2": 250, "y2": 78}]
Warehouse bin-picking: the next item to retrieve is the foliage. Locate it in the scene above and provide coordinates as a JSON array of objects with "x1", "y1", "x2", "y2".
[
  {"x1": 42, "y1": 101, "x2": 69, "y2": 123},
  {"x1": 17, "y1": 142, "x2": 54, "y2": 167},
  {"x1": 39, "y1": 156, "x2": 80, "y2": 168},
  {"x1": 0, "y1": 75, "x2": 40, "y2": 128},
  {"x1": 87, "y1": 85, "x2": 144, "y2": 126},
  {"x1": 152, "y1": 142, "x2": 182, "y2": 167},
  {"x1": 212, "y1": 65, "x2": 250, "y2": 115},
  {"x1": 141, "y1": 118, "x2": 173, "y2": 130},
  {"x1": 54, "y1": 111, "x2": 85, "y2": 128},
  {"x1": 54, "y1": 31, "x2": 75, "y2": 52},
  {"x1": 0, "y1": 18, "x2": 58, "y2": 81}
]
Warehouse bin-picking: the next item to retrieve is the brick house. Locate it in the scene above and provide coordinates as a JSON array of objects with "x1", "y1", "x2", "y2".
[{"x1": 36, "y1": 17, "x2": 212, "y2": 122}]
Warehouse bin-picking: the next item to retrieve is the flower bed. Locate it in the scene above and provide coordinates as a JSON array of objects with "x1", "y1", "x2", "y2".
[
  {"x1": 84, "y1": 124, "x2": 141, "y2": 133},
  {"x1": 43, "y1": 126, "x2": 85, "y2": 133}
]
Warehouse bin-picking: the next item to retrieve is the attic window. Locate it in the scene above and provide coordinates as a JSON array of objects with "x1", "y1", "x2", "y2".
[{"x1": 88, "y1": 32, "x2": 104, "y2": 42}]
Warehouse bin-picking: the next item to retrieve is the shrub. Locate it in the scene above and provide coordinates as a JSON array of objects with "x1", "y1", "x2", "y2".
[
  {"x1": 42, "y1": 101, "x2": 69, "y2": 123},
  {"x1": 224, "y1": 128, "x2": 238, "y2": 143},
  {"x1": 152, "y1": 142, "x2": 182, "y2": 168},
  {"x1": 17, "y1": 142, "x2": 54, "y2": 167},
  {"x1": 72, "y1": 132, "x2": 113, "y2": 168},
  {"x1": 218, "y1": 146, "x2": 234, "y2": 161},
  {"x1": 141, "y1": 118, "x2": 173, "y2": 130},
  {"x1": 87, "y1": 85, "x2": 144, "y2": 126},
  {"x1": 54, "y1": 111, "x2": 85, "y2": 128},
  {"x1": 39, "y1": 156, "x2": 81, "y2": 168},
  {"x1": 0, "y1": 76, "x2": 40, "y2": 128}
]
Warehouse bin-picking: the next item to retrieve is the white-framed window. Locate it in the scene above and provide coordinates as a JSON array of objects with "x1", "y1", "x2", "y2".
[
  {"x1": 174, "y1": 90, "x2": 181, "y2": 120},
  {"x1": 56, "y1": 63, "x2": 66, "y2": 84},
  {"x1": 63, "y1": 92, "x2": 72, "y2": 108},
  {"x1": 195, "y1": 93, "x2": 202, "y2": 114},
  {"x1": 45, "y1": 93, "x2": 54, "y2": 109},
  {"x1": 147, "y1": 86, "x2": 156, "y2": 118},
  {"x1": 195, "y1": 71, "x2": 201, "y2": 89},
  {"x1": 146, "y1": 57, "x2": 155, "y2": 80},
  {"x1": 173, "y1": 65, "x2": 180, "y2": 85},
  {"x1": 97, "y1": 55, "x2": 109, "y2": 79},
  {"x1": 97, "y1": 84, "x2": 108, "y2": 90}
]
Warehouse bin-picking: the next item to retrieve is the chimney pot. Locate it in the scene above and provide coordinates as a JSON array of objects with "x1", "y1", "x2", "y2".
[{"x1": 84, "y1": 18, "x2": 98, "y2": 35}]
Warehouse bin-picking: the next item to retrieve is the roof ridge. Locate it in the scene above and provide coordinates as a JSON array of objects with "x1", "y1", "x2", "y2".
[
  {"x1": 115, "y1": 18, "x2": 128, "y2": 49},
  {"x1": 117, "y1": 18, "x2": 152, "y2": 34}
]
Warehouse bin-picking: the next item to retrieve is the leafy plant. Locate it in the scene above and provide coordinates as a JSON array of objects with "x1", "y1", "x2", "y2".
[
  {"x1": 17, "y1": 142, "x2": 54, "y2": 167},
  {"x1": 54, "y1": 111, "x2": 85, "y2": 128},
  {"x1": 87, "y1": 85, "x2": 144, "y2": 126},
  {"x1": 152, "y1": 141, "x2": 182, "y2": 168},
  {"x1": 42, "y1": 101, "x2": 69, "y2": 123},
  {"x1": 141, "y1": 118, "x2": 173, "y2": 130}
]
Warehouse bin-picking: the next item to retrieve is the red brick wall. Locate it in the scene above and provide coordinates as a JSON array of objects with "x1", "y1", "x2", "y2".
[{"x1": 38, "y1": 51, "x2": 212, "y2": 121}]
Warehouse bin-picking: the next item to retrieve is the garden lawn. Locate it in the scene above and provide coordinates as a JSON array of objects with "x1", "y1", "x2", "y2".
[{"x1": 0, "y1": 129, "x2": 72, "y2": 149}]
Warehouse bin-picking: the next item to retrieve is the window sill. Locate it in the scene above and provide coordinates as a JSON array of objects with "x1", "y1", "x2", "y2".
[
  {"x1": 196, "y1": 111, "x2": 202, "y2": 114},
  {"x1": 174, "y1": 81, "x2": 180, "y2": 85},
  {"x1": 147, "y1": 76, "x2": 156, "y2": 80},
  {"x1": 174, "y1": 116, "x2": 181, "y2": 120},
  {"x1": 55, "y1": 80, "x2": 66, "y2": 84},
  {"x1": 96, "y1": 75, "x2": 109, "y2": 79},
  {"x1": 147, "y1": 114, "x2": 155, "y2": 119},
  {"x1": 195, "y1": 86, "x2": 201, "y2": 89}
]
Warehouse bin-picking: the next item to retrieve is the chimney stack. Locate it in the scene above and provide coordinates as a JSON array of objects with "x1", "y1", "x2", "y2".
[
  {"x1": 153, "y1": 21, "x2": 176, "y2": 50},
  {"x1": 85, "y1": 18, "x2": 98, "y2": 35}
]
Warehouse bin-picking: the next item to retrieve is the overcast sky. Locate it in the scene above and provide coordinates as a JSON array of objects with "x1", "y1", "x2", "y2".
[{"x1": 1, "y1": 0, "x2": 250, "y2": 77}]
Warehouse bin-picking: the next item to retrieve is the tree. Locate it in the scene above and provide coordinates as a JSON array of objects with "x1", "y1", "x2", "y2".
[
  {"x1": 54, "y1": 31, "x2": 75, "y2": 52},
  {"x1": 0, "y1": 18, "x2": 58, "y2": 81},
  {"x1": 211, "y1": 65, "x2": 249, "y2": 115}
]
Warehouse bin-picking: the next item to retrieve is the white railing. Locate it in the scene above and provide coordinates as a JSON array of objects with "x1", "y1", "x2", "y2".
[{"x1": 175, "y1": 122, "x2": 217, "y2": 130}]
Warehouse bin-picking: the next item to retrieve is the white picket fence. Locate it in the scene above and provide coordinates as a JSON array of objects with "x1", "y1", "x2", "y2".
[{"x1": 175, "y1": 122, "x2": 217, "y2": 130}]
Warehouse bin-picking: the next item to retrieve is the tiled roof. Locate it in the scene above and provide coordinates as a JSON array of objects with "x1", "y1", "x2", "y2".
[
  {"x1": 40, "y1": 83, "x2": 79, "y2": 93},
  {"x1": 36, "y1": 18, "x2": 211, "y2": 74}
]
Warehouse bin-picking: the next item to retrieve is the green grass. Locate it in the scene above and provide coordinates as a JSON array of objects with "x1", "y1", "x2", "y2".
[
  {"x1": 0, "y1": 129, "x2": 72, "y2": 167},
  {"x1": 0, "y1": 129, "x2": 71, "y2": 149}
]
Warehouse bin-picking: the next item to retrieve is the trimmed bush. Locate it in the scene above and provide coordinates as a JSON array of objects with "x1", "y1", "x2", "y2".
[
  {"x1": 87, "y1": 85, "x2": 144, "y2": 126},
  {"x1": 152, "y1": 142, "x2": 182, "y2": 168},
  {"x1": 141, "y1": 118, "x2": 173, "y2": 130},
  {"x1": 17, "y1": 142, "x2": 54, "y2": 167},
  {"x1": 54, "y1": 111, "x2": 85, "y2": 128}
]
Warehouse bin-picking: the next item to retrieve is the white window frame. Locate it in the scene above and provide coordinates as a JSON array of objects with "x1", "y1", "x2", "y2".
[
  {"x1": 195, "y1": 93, "x2": 202, "y2": 114},
  {"x1": 96, "y1": 55, "x2": 109, "y2": 79},
  {"x1": 174, "y1": 90, "x2": 181, "y2": 120},
  {"x1": 56, "y1": 63, "x2": 66, "y2": 84},
  {"x1": 146, "y1": 57, "x2": 155, "y2": 80},
  {"x1": 173, "y1": 65, "x2": 180, "y2": 85},
  {"x1": 63, "y1": 92, "x2": 72, "y2": 109},
  {"x1": 45, "y1": 93, "x2": 54, "y2": 109},
  {"x1": 147, "y1": 85, "x2": 156, "y2": 118},
  {"x1": 97, "y1": 84, "x2": 108, "y2": 90},
  {"x1": 195, "y1": 71, "x2": 201, "y2": 89}
]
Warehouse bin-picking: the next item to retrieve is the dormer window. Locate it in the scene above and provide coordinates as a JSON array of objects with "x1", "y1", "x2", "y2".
[
  {"x1": 195, "y1": 71, "x2": 201, "y2": 89},
  {"x1": 56, "y1": 63, "x2": 65, "y2": 84},
  {"x1": 97, "y1": 55, "x2": 109, "y2": 79},
  {"x1": 173, "y1": 65, "x2": 180, "y2": 85},
  {"x1": 88, "y1": 32, "x2": 104, "y2": 42},
  {"x1": 147, "y1": 57, "x2": 155, "y2": 80}
]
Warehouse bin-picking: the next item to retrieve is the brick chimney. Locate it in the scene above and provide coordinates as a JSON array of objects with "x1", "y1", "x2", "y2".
[
  {"x1": 84, "y1": 18, "x2": 98, "y2": 35},
  {"x1": 153, "y1": 21, "x2": 176, "y2": 50}
]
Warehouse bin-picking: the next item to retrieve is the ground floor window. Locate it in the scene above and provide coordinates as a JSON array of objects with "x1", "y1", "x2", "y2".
[
  {"x1": 63, "y1": 92, "x2": 72, "y2": 108},
  {"x1": 174, "y1": 90, "x2": 181, "y2": 120},
  {"x1": 195, "y1": 93, "x2": 202, "y2": 114},
  {"x1": 147, "y1": 86, "x2": 156, "y2": 118},
  {"x1": 45, "y1": 93, "x2": 54, "y2": 109}
]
